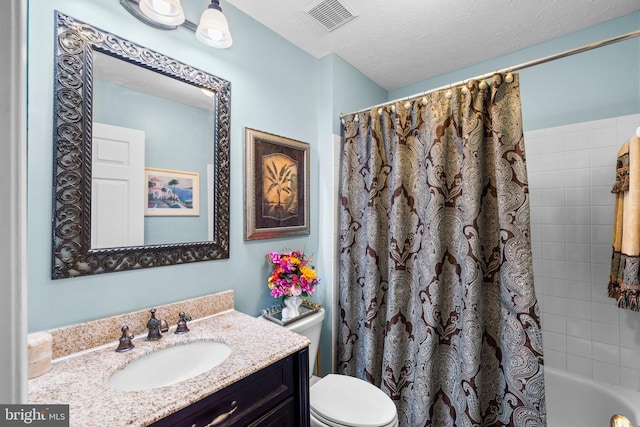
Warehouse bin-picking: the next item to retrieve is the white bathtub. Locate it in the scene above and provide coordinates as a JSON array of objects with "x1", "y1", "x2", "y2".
[{"x1": 545, "y1": 367, "x2": 640, "y2": 427}]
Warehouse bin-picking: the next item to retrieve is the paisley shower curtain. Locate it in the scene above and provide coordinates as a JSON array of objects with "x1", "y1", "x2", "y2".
[{"x1": 338, "y1": 74, "x2": 545, "y2": 426}]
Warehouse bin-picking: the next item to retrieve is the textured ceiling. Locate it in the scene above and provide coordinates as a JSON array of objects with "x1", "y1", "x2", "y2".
[{"x1": 226, "y1": 0, "x2": 640, "y2": 91}]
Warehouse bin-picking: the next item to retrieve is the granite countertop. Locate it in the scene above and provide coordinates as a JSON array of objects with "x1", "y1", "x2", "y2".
[{"x1": 28, "y1": 310, "x2": 310, "y2": 427}]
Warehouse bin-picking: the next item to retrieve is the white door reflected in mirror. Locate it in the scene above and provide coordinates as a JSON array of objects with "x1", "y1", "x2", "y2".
[{"x1": 91, "y1": 122, "x2": 145, "y2": 249}]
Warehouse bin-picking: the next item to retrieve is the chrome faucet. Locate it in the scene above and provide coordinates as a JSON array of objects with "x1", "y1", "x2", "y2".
[{"x1": 146, "y1": 308, "x2": 163, "y2": 341}]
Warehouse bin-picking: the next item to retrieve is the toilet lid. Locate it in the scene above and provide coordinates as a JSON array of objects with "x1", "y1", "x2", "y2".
[{"x1": 310, "y1": 374, "x2": 397, "y2": 427}]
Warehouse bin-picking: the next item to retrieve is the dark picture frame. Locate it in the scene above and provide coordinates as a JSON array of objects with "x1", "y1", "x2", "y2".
[{"x1": 244, "y1": 128, "x2": 310, "y2": 240}]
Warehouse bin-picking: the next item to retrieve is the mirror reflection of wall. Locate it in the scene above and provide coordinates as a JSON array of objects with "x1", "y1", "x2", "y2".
[{"x1": 91, "y1": 51, "x2": 215, "y2": 248}]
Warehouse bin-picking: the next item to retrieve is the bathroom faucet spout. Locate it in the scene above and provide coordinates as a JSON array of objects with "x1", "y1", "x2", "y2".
[{"x1": 146, "y1": 308, "x2": 163, "y2": 341}]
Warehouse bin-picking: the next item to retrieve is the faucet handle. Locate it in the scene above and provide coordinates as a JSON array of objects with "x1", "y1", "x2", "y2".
[
  {"x1": 115, "y1": 325, "x2": 135, "y2": 352},
  {"x1": 174, "y1": 311, "x2": 191, "y2": 334}
]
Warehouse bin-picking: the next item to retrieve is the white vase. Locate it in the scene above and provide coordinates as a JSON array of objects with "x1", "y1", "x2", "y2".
[{"x1": 282, "y1": 295, "x2": 302, "y2": 320}]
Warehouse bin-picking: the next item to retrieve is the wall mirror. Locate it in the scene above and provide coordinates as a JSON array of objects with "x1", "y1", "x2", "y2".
[{"x1": 52, "y1": 12, "x2": 230, "y2": 279}]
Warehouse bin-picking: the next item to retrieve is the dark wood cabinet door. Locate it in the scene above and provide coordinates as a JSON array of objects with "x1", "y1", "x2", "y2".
[{"x1": 150, "y1": 348, "x2": 309, "y2": 427}]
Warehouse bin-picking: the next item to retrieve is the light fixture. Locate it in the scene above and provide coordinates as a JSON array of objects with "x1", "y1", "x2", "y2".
[
  {"x1": 139, "y1": 0, "x2": 185, "y2": 26},
  {"x1": 120, "y1": 0, "x2": 233, "y2": 49},
  {"x1": 196, "y1": 0, "x2": 233, "y2": 49}
]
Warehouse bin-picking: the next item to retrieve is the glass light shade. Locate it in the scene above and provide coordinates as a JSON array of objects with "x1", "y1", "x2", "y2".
[
  {"x1": 196, "y1": 8, "x2": 233, "y2": 48},
  {"x1": 139, "y1": 0, "x2": 185, "y2": 26}
]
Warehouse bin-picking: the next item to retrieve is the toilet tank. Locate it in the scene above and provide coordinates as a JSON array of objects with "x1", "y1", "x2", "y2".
[{"x1": 259, "y1": 307, "x2": 325, "y2": 376}]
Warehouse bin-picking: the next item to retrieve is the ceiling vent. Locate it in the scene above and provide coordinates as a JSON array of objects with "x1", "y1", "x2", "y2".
[{"x1": 306, "y1": 0, "x2": 359, "y2": 32}]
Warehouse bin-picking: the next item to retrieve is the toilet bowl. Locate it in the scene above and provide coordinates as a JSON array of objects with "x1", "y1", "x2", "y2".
[{"x1": 258, "y1": 307, "x2": 398, "y2": 427}]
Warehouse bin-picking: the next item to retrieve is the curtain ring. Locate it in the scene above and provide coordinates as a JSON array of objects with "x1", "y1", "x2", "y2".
[
  {"x1": 505, "y1": 69, "x2": 514, "y2": 83},
  {"x1": 354, "y1": 114, "x2": 360, "y2": 123},
  {"x1": 378, "y1": 107, "x2": 383, "y2": 115},
  {"x1": 404, "y1": 101, "x2": 412, "y2": 110},
  {"x1": 479, "y1": 79, "x2": 488, "y2": 90},
  {"x1": 461, "y1": 80, "x2": 468, "y2": 95},
  {"x1": 421, "y1": 96, "x2": 427, "y2": 106},
  {"x1": 445, "y1": 85, "x2": 452, "y2": 99},
  {"x1": 391, "y1": 105, "x2": 396, "y2": 113}
]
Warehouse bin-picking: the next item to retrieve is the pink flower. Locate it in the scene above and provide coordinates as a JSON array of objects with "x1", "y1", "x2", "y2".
[{"x1": 268, "y1": 252, "x2": 280, "y2": 263}]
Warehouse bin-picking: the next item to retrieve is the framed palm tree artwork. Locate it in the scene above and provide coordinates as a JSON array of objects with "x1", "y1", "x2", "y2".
[{"x1": 244, "y1": 128, "x2": 310, "y2": 240}]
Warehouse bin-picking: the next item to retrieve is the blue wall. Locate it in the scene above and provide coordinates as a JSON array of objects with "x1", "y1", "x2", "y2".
[
  {"x1": 27, "y1": 0, "x2": 326, "y2": 331},
  {"x1": 389, "y1": 12, "x2": 640, "y2": 131},
  {"x1": 318, "y1": 54, "x2": 388, "y2": 135}
]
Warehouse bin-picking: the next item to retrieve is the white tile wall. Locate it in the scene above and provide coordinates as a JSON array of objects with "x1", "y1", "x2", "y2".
[{"x1": 527, "y1": 113, "x2": 640, "y2": 391}]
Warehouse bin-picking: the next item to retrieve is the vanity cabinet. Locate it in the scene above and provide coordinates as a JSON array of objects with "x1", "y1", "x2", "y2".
[{"x1": 150, "y1": 348, "x2": 309, "y2": 427}]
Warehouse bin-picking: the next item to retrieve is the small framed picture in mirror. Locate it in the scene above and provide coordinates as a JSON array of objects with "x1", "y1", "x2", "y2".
[{"x1": 144, "y1": 167, "x2": 200, "y2": 216}]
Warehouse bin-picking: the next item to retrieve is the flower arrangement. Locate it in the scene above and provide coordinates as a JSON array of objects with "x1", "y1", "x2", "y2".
[{"x1": 267, "y1": 250, "x2": 319, "y2": 299}]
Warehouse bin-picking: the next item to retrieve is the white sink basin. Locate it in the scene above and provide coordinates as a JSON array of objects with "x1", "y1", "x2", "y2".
[{"x1": 108, "y1": 341, "x2": 232, "y2": 391}]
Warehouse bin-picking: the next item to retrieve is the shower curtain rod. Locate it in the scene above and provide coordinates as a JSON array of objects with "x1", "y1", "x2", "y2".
[{"x1": 340, "y1": 29, "x2": 640, "y2": 118}]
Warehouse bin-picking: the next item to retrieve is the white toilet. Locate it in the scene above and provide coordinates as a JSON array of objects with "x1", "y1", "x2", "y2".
[{"x1": 259, "y1": 307, "x2": 399, "y2": 427}]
